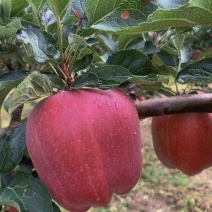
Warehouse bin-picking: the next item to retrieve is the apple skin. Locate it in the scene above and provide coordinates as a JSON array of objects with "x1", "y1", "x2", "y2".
[
  {"x1": 9, "y1": 207, "x2": 18, "y2": 212},
  {"x1": 192, "y1": 50, "x2": 201, "y2": 61},
  {"x1": 151, "y1": 113, "x2": 212, "y2": 176},
  {"x1": 4, "y1": 206, "x2": 18, "y2": 212},
  {"x1": 26, "y1": 88, "x2": 142, "y2": 211}
]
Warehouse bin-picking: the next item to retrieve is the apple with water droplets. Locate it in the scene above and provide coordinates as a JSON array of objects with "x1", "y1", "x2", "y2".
[{"x1": 26, "y1": 88, "x2": 142, "y2": 211}]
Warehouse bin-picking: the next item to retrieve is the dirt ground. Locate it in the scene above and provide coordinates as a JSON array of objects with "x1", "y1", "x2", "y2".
[{"x1": 90, "y1": 118, "x2": 212, "y2": 212}]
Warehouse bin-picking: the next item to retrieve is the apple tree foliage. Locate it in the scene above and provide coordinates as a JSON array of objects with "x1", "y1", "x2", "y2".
[{"x1": 0, "y1": 0, "x2": 212, "y2": 211}]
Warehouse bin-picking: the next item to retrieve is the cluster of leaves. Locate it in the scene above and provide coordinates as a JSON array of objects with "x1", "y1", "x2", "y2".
[{"x1": 1, "y1": 0, "x2": 212, "y2": 211}]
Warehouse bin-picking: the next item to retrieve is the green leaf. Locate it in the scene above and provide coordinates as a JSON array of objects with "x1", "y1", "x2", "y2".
[
  {"x1": 130, "y1": 75, "x2": 160, "y2": 86},
  {"x1": 172, "y1": 34, "x2": 185, "y2": 55},
  {"x1": 0, "y1": 0, "x2": 11, "y2": 21},
  {"x1": 199, "y1": 48, "x2": 212, "y2": 59},
  {"x1": 4, "y1": 93, "x2": 12, "y2": 114},
  {"x1": 0, "y1": 123, "x2": 26, "y2": 174},
  {"x1": 144, "y1": 41, "x2": 159, "y2": 54},
  {"x1": 92, "y1": 0, "x2": 212, "y2": 34},
  {"x1": 85, "y1": 0, "x2": 124, "y2": 24},
  {"x1": 40, "y1": 3, "x2": 56, "y2": 26},
  {"x1": 0, "y1": 71, "x2": 29, "y2": 108},
  {"x1": 89, "y1": 65, "x2": 132, "y2": 89},
  {"x1": 176, "y1": 58, "x2": 212, "y2": 85},
  {"x1": 118, "y1": 35, "x2": 140, "y2": 50},
  {"x1": 1, "y1": 173, "x2": 14, "y2": 188},
  {"x1": 156, "y1": 50, "x2": 176, "y2": 67},
  {"x1": 9, "y1": 72, "x2": 53, "y2": 114},
  {"x1": 156, "y1": 0, "x2": 189, "y2": 9},
  {"x1": 0, "y1": 86, "x2": 13, "y2": 110},
  {"x1": 77, "y1": 28, "x2": 97, "y2": 37},
  {"x1": 42, "y1": 72, "x2": 68, "y2": 90},
  {"x1": 72, "y1": 72, "x2": 98, "y2": 89},
  {"x1": 0, "y1": 171, "x2": 53, "y2": 211},
  {"x1": 0, "y1": 71, "x2": 28, "y2": 86},
  {"x1": 26, "y1": 0, "x2": 46, "y2": 13},
  {"x1": 73, "y1": 54, "x2": 93, "y2": 72},
  {"x1": 91, "y1": 1, "x2": 158, "y2": 32},
  {"x1": 136, "y1": 81, "x2": 162, "y2": 91},
  {"x1": 47, "y1": 0, "x2": 71, "y2": 20},
  {"x1": 11, "y1": 0, "x2": 29, "y2": 17},
  {"x1": 68, "y1": 34, "x2": 88, "y2": 47},
  {"x1": 72, "y1": 0, "x2": 86, "y2": 17},
  {"x1": 106, "y1": 49, "x2": 159, "y2": 75},
  {"x1": 0, "y1": 19, "x2": 22, "y2": 38},
  {"x1": 16, "y1": 28, "x2": 60, "y2": 63},
  {"x1": 97, "y1": 35, "x2": 118, "y2": 52},
  {"x1": 81, "y1": 47, "x2": 103, "y2": 62}
]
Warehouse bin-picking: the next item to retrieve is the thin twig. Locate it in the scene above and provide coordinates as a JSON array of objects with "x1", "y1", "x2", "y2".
[{"x1": 135, "y1": 93, "x2": 212, "y2": 119}]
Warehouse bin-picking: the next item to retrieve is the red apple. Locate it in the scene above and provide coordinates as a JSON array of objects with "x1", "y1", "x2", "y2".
[
  {"x1": 151, "y1": 113, "x2": 212, "y2": 176},
  {"x1": 26, "y1": 88, "x2": 142, "y2": 211},
  {"x1": 4, "y1": 206, "x2": 18, "y2": 212},
  {"x1": 9, "y1": 207, "x2": 18, "y2": 212},
  {"x1": 192, "y1": 50, "x2": 201, "y2": 61}
]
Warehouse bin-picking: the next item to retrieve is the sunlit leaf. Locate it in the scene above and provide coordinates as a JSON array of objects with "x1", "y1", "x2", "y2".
[
  {"x1": 86, "y1": 0, "x2": 124, "y2": 24},
  {"x1": 9, "y1": 72, "x2": 53, "y2": 114},
  {"x1": 106, "y1": 49, "x2": 158, "y2": 75},
  {"x1": 16, "y1": 28, "x2": 60, "y2": 63},
  {"x1": 91, "y1": 0, "x2": 212, "y2": 34},
  {"x1": 0, "y1": 19, "x2": 22, "y2": 38}
]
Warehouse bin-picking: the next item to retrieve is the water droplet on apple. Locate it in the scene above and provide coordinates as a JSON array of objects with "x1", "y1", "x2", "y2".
[
  {"x1": 115, "y1": 102, "x2": 119, "y2": 109},
  {"x1": 93, "y1": 100, "x2": 96, "y2": 104},
  {"x1": 82, "y1": 108, "x2": 85, "y2": 111},
  {"x1": 97, "y1": 105, "x2": 102, "y2": 109},
  {"x1": 106, "y1": 101, "x2": 112, "y2": 107},
  {"x1": 123, "y1": 113, "x2": 128, "y2": 119},
  {"x1": 96, "y1": 97, "x2": 100, "y2": 101},
  {"x1": 134, "y1": 131, "x2": 137, "y2": 135}
]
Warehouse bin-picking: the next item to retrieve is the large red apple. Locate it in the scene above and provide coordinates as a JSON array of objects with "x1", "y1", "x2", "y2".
[
  {"x1": 26, "y1": 88, "x2": 142, "y2": 211},
  {"x1": 151, "y1": 113, "x2": 212, "y2": 176}
]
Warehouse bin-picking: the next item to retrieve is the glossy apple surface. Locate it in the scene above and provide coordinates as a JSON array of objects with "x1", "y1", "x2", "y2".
[
  {"x1": 26, "y1": 88, "x2": 142, "y2": 211},
  {"x1": 151, "y1": 113, "x2": 212, "y2": 176},
  {"x1": 4, "y1": 206, "x2": 18, "y2": 212}
]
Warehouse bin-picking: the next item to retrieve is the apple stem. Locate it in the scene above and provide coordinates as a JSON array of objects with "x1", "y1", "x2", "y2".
[{"x1": 135, "y1": 93, "x2": 212, "y2": 119}]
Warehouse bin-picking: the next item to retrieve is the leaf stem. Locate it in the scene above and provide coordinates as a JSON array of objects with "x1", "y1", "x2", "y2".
[
  {"x1": 160, "y1": 33, "x2": 180, "y2": 49},
  {"x1": 56, "y1": 19, "x2": 64, "y2": 68},
  {"x1": 26, "y1": 0, "x2": 43, "y2": 29}
]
